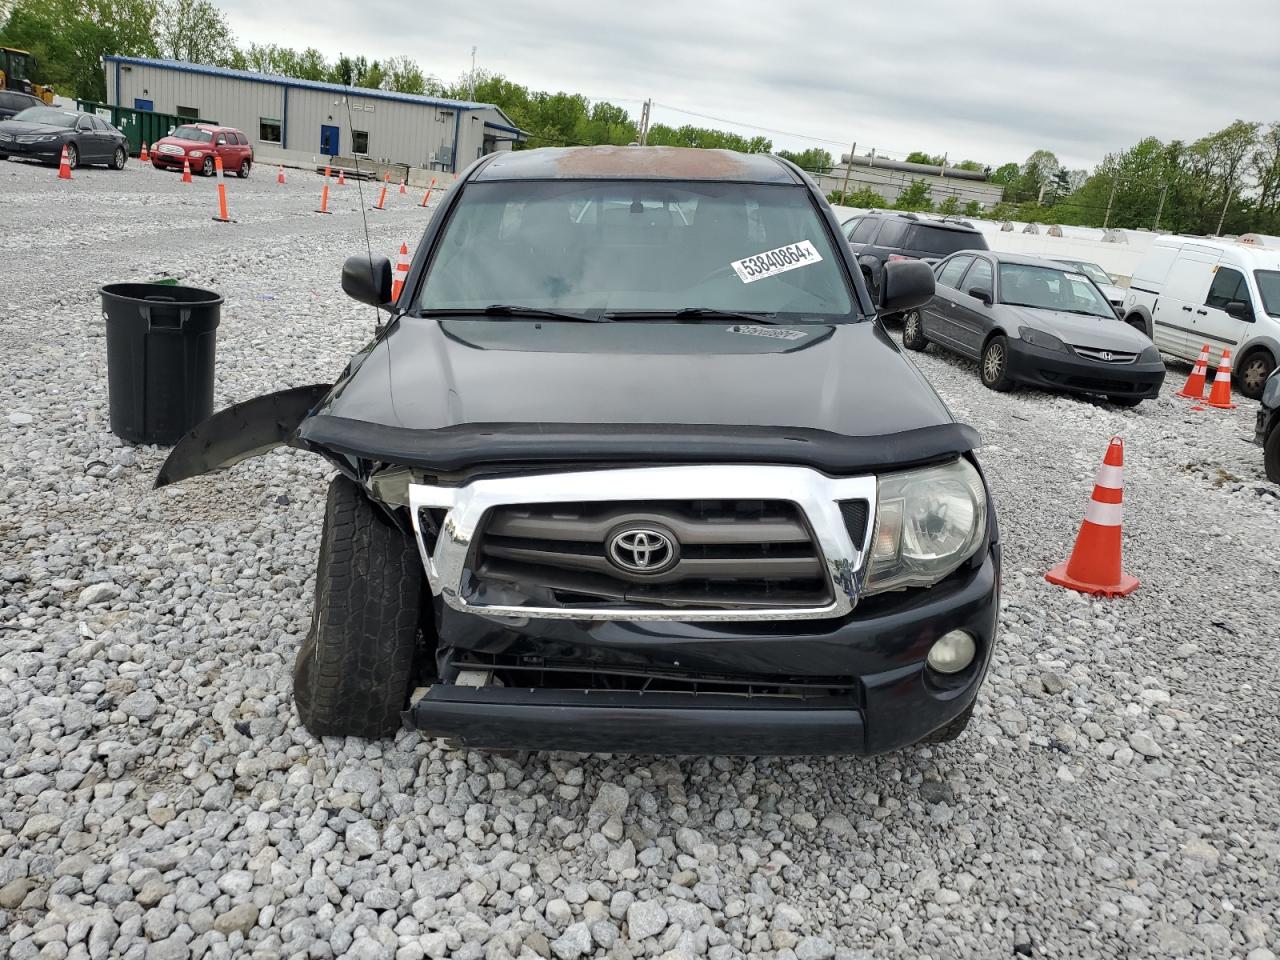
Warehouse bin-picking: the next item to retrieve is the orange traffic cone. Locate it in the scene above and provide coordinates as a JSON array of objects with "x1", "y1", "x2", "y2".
[
  {"x1": 277, "y1": 165, "x2": 286, "y2": 185},
  {"x1": 316, "y1": 168, "x2": 332, "y2": 215},
  {"x1": 1176, "y1": 344, "x2": 1210, "y2": 399},
  {"x1": 323, "y1": 164, "x2": 331, "y2": 179},
  {"x1": 1204, "y1": 349, "x2": 1236, "y2": 409},
  {"x1": 372, "y1": 181, "x2": 388, "y2": 210},
  {"x1": 212, "y1": 155, "x2": 233, "y2": 223},
  {"x1": 1045, "y1": 437, "x2": 1139, "y2": 597},
  {"x1": 181, "y1": 158, "x2": 193, "y2": 183},
  {"x1": 337, "y1": 169, "x2": 346, "y2": 186},
  {"x1": 139, "y1": 141, "x2": 150, "y2": 162},
  {"x1": 57, "y1": 144, "x2": 73, "y2": 180},
  {"x1": 390, "y1": 242, "x2": 411, "y2": 302},
  {"x1": 420, "y1": 177, "x2": 437, "y2": 208},
  {"x1": 399, "y1": 177, "x2": 407, "y2": 195}
]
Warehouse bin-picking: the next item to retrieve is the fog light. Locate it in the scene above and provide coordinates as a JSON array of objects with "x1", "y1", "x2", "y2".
[{"x1": 927, "y1": 630, "x2": 976, "y2": 674}]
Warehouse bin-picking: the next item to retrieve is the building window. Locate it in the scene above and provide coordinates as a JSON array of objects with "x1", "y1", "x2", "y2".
[
  {"x1": 352, "y1": 130, "x2": 369, "y2": 154},
  {"x1": 259, "y1": 118, "x2": 282, "y2": 144},
  {"x1": 176, "y1": 105, "x2": 199, "y2": 119}
]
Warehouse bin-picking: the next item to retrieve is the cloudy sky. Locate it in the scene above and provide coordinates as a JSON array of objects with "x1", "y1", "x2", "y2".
[{"x1": 217, "y1": 0, "x2": 1279, "y2": 171}]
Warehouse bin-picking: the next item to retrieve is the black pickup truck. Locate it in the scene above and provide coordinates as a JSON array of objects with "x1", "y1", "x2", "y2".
[{"x1": 158, "y1": 146, "x2": 1000, "y2": 756}]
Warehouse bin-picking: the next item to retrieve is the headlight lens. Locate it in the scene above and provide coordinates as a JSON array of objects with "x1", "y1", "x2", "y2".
[
  {"x1": 35, "y1": 134, "x2": 59, "y2": 143},
  {"x1": 189, "y1": 150, "x2": 204, "y2": 158},
  {"x1": 1018, "y1": 326, "x2": 1068, "y2": 352},
  {"x1": 1140, "y1": 345, "x2": 1161, "y2": 363},
  {"x1": 864, "y1": 459, "x2": 987, "y2": 595}
]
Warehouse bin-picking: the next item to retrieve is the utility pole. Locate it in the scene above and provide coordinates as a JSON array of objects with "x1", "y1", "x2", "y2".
[
  {"x1": 1215, "y1": 185, "x2": 1234, "y2": 235},
  {"x1": 1102, "y1": 174, "x2": 1119, "y2": 229},
  {"x1": 469, "y1": 46, "x2": 477, "y2": 101},
  {"x1": 1153, "y1": 183, "x2": 1168, "y2": 231},
  {"x1": 840, "y1": 141, "x2": 855, "y2": 201},
  {"x1": 940, "y1": 152, "x2": 947, "y2": 178},
  {"x1": 638, "y1": 99, "x2": 651, "y2": 145}
]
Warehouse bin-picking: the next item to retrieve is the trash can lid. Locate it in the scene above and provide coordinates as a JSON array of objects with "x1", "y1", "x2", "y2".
[{"x1": 100, "y1": 282, "x2": 224, "y2": 306}]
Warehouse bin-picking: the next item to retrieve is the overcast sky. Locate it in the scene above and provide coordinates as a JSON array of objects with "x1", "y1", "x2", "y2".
[{"x1": 218, "y1": 0, "x2": 1279, "y2": 171}]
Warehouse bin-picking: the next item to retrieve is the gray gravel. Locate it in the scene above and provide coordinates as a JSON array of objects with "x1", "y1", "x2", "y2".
[{"x1": 2, "y1": 156, "x2": 1279, "y2": 960}]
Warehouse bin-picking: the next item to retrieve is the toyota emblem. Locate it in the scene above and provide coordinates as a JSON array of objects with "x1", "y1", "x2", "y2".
[{"x1": 607, "y1": 526, "x2": 679, "y2": 575}]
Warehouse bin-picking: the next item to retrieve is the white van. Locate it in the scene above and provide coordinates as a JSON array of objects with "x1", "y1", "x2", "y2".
[{"x1": 1122, "y1": 236, "x2": 1280, "y2": 399}]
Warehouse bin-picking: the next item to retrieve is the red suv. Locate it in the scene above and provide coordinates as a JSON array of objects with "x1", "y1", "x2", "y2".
[{"x1": 151, "y1": 123, "x2": 253, "y2": 177}]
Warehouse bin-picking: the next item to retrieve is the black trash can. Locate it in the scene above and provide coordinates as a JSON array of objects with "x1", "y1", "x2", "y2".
[{"x1": 100, "y1": 283, "x2": 222, "y2": 445}]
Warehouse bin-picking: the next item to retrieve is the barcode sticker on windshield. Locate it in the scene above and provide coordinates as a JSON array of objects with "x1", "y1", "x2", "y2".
[{"x1": 731, "y1": 241, "x2": 822, "y2": 284}]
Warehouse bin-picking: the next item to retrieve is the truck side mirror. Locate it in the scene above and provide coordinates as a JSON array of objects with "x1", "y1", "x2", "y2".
[
  {"x1": 880, "y1": 260, "x2": 935, "y2": 314},
  {"x1": 1225, "y1": 300, "x2": 1254, "y2": 322},
  {"x1": 342, "y1": 255, "x2": 393, "y2": 307}
]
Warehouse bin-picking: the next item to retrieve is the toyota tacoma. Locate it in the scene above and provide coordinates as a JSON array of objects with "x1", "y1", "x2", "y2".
[{"x1": 157, "y1": 146, "x2": 1000, "y2": 755}]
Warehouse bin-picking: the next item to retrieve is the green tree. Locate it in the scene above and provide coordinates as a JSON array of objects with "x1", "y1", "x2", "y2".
[
  {"x1": 828, "y1": 186, "x2": 886, "y2": 207},
  {"x1": 905, "y1": 150, "x2": 943, "y2": 166},
  {"x1": 1, "y1": 0, "x2": 159, "y2": 100},
  {"x1": 936, "y1": 195, "x2": 960, "y2": 216},
  {"x1": 383, "y1": 55, "x2": 426, "y2": 94},
  {"x1": 962, "y1": 200, "x2": 983, "y2": 217},
  {"x1": 989, "y1": 162, "x2": 1020, "y2": 187},
  {"x1": 954, "y1": 160, "x2": 985, "y2": 173},
  {"x1": 646, "y1": 123, "x2": 770, "y2": 153},
  {"x1": 155, "y1": 0, "x2": 235, "y2": 66},
  {"x1": 776, "y1": 147, "x2": 832, "y2": 173},
  {"x1": 893, "y1": 179, "x2": 933, "y2": 212}
]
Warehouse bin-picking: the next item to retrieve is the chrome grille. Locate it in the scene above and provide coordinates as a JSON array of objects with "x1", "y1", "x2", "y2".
[
  {"x1": 1071, "y1": 344, "x2": 1138, "y2": 364},
  {"x1": 473, "y1": 499, "x2": 834, "y2": 609}
]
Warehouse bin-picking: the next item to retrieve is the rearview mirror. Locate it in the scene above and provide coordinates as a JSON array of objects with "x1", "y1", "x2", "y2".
[
  {"x1": 880, "y1": 260, "x2": 935, "y2": 314},
  {"x1": 342, "y1": 255, "x2": 393, "y2": 307},
  {"x1": 1225, "y1": 300, "x2": 1254, "y2": 322},
  {"x1": 966, "y1": 287, "x2": 993, "y2": 306}
]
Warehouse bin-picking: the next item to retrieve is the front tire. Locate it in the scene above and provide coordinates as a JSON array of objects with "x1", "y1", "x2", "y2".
[
  {"x1": 1237, "y1": 350, "x2": 1275, "y2": 401},
  {"x1": 64, "y1": 144, "x2": 78, "y2": 169},
  {"x1": 111, "y1": 146, "x2": 126, "y2": 170},
  {"x1": 202, "y1": 156, "x2": 215, "y2": 177},
  {"x1": 980, "y1": 335, "x2": 1015, "y2": 391},
  {"x1": 237, "y1": 159, "x2": 251, "y2": 179},
  {"x1": 293, "y1": 475, "x2": 424, "y2": 739},
  {"x1": 901, "y1": 309, "x2": 928, "y2": 351}
]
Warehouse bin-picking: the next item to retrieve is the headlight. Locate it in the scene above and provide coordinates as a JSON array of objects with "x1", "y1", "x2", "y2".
[
  {"x1": 35, "y1": 134, "x2": 59, "y2": 143},
  {"x1": 863, "y1": 459, "x2": 987, "y2": 595},
  {"x1": 1018, "y1": 326, "x2": 1068, "y2": 352},
  {"x1": 189, "y1": 151, "x2": 204, "y2": 158},
  {"x1": 1140, "y1": 345, "x2": 1161, "y2": 363}
]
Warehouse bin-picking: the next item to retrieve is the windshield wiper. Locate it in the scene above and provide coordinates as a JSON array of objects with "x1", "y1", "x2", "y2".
[
  {"x1": 419, "y1": 305, "x2": 609, "y2": 322},
  {"x1": 1002, "y1": 302, "x2": 1109, "y2": 318},
  {"x1": 602, "y1": 307, "x2": 782, "y2": 324}
]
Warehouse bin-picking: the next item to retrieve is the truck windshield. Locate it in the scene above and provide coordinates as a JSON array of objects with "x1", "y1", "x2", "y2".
[
  {"x1": 998, "y1": 263, "x2": 1114, "y2": 318},
  {"x1": 1256, "y1": 270, "x2": 1280, "y2": 318},
  {"x1": 418, "y1": 180, "x2": 854, "y2": 319}
]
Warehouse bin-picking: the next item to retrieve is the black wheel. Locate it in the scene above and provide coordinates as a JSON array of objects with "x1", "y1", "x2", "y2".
[
  {"x1": 901, "y1": 309, "x2": 928, "y2": 351},
  {"x1": 1236, "y1": 350, "x2": 1275, "y2": 401},
  {"x1": 202, "y1": 156, "x2": 215, "y2": 177},
  {"x1": 980, "y1": 335, "x2": 1015, "y2": 391},
  {"x1": 1123, "y1": 313, "x2": 1149, "y2": 337},
  {"x1": 293, "y1": 475, "x2": 424, "y2": 739},
  {"x1": 111, "y1": 146, "x2": 126, "y2": 170},
  {"x1": 1108, "y1": 395, "x2": 1144, "y2": 408},
  {"x1": 1266, "y1": 427, "x2": 1280, "y2": 484},
  {"x1": 237, "y1": 159, "x2": 251, "y2": 179},
  {"x1": 922, "y1": 700, "x2": 975, "y2": 744},
  {"x1": 64, "y1": 143, "x2": 78, "y2": 169}
]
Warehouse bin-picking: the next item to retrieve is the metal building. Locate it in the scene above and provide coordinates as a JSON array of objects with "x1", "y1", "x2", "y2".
[{"x1": 102, "y1": 56, "x2": 526, "y2": 177}]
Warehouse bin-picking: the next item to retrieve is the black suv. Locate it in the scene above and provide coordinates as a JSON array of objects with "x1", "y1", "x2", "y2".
[
  {"x1": 1258, "y1": 367, "x2": 1280, "y2": 483},
  {"x1": 158, "y1": 146, "x2": 1001, "y2": 756},
  {"x1": 842, "y1": 211, "x2": 989, "y2": 307},
  {"x1": 0, "y1": 90, "x2": 43, "y2": 121}
]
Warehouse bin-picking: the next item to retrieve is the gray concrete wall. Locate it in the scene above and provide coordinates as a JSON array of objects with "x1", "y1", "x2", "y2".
[{"x1": 814, "y1": 162, "x2": 1005, "y2": 209}]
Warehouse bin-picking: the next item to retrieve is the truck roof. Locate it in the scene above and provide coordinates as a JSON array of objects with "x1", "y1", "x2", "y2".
[
  {"x1": 473, "y1": 146, "x2": 802, "y2": 184},
  {"x1": 1154, "y1": 234, "x2": 1280, "y2": 266}
]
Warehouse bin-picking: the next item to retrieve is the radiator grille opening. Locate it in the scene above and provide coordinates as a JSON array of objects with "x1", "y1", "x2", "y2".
[{"x1": 470, "y1": 499, "x2": 834, "y2": 610}]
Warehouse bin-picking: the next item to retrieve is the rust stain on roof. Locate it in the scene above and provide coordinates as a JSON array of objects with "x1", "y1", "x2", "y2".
[{"x1": 550, "y1": 145, "x2": 758, "y2": 178}]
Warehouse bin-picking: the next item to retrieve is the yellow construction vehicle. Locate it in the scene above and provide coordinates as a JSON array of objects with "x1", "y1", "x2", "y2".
[{"x1": 0, "y1": 47, "x2": 54, "y2": 103}]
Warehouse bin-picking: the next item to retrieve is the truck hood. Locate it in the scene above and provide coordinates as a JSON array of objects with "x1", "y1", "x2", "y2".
[{"x1": 319, "y1": 317, "x2": 952, "y2": 435}]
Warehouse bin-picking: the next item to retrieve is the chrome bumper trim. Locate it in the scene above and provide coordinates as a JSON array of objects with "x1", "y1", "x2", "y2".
[{"x1": 408, "y1": 465, "x2": 876, "y2": 621}]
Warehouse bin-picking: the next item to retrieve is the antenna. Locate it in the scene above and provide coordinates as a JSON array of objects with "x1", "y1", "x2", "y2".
[{"x1": 340, "y1": 89, "x2": 382, "y2": 328}]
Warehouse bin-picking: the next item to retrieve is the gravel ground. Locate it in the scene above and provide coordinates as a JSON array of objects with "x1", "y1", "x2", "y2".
[{"x1": 2, "y1": 156, "x2": 1278, "y2": 960}]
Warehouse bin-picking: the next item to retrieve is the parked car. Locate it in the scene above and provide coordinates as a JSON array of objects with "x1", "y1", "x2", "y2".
[
  {"x1": 903, "y1": 251, "x2": 1166, "y2": 406},
  {"x1": 0, "y1": 106, "x2": 128, "y2": 169},
  {"x1": 0, "y1": 89, "x2": 43, "y2": 121},
  {"x1": 155, "y1": 146, "x2": 1000, "y2": 756},
  {"x1": 1258, "y1": 367, "x2": 1280, "y2": 482},
  {"x1": 1122, "y1": 235, "x2": 1280, "y2": 399},
  {"x1": 152, "y1": 123, "x2": 252, "y2": 177},
  {"x1": 1051, "y1": 258, "x2": 1126, "y2": 313},
  {"x1": 841, "y1": 211, "x2": 989, "y2": 303}
]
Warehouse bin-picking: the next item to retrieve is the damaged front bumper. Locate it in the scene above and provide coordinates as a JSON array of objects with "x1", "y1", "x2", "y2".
[{"x1": 404, "y1": 545, "x2": 1000, "y2": 755}]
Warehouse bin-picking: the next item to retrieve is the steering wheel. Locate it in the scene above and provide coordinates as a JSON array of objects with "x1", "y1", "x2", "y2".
[{"x1": 693, "y1": 264, "x2": 737, "y2": 286}]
